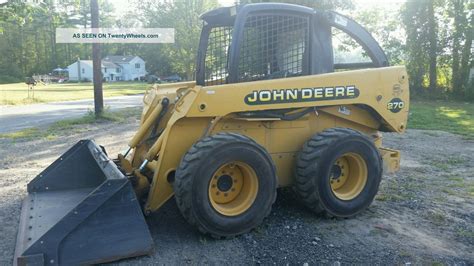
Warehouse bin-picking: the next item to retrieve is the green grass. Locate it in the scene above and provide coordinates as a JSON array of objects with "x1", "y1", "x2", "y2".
[
  {"x1": 0, "y1": 107, "x2": 141, "y2": 140},
  {"x1": 456, "y1": 229, "x2": 474, "y2": 240},
  {"x1": 0, "y1": 82, "x2": 150, "y2": 105},
  {"x1": 426, "y1": 210, "x2": 447, "y2": 226},
  {"x1": 469, "y1": 186, "x2": 474, "y2": 197},
  {"x1": 409, "y1": 100, "x2": 474, "y2": 139}
]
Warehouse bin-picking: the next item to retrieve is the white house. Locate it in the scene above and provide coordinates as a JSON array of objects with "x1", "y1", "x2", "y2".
[
  {"x1": 103, "y1": 56, "x2": 147, "y2": 81},
  {"x1": 68, "y1": 60, "x2": 93, "y2": 82},
  {"x1": 67, "y1": 56, "x2": 147, "y2": 82}
]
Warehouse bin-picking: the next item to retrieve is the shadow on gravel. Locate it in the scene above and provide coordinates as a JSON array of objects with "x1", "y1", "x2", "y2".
[
  {"x1": 113, "y1": 187, "x2": 473, "y2": 265},
  {"x1": 115, "y1": 199, "x2": 250, "y2": 265},
  {"x1": 112, "y1": 188, "x2": 394, "y2": 265}
]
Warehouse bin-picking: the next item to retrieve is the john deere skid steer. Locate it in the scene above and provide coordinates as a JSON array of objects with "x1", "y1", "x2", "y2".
[{"x1": 15, "y1": 3, "x2": 409, "y2": 265}]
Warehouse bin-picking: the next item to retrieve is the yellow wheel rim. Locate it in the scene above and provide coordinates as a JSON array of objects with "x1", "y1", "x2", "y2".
[
  {"x1": 208, "y1": 161, "x2": 259, "y2": 216},
  {"x1": 330, "y1": 153, "x2": 368, "y2": 201}
]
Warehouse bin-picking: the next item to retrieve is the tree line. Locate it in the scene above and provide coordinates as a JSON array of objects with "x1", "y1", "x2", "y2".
[{"x1": 0, "y1": 0, "x2": 472, "y2": 100}]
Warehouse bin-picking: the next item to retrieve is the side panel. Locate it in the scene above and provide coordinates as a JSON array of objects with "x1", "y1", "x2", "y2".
[
  {"x1": 187, "y1": 67, "x2": 409, "y2": 133},
  {"x1": 144, "y1": 117, "x2": 210, "y2": 213}
]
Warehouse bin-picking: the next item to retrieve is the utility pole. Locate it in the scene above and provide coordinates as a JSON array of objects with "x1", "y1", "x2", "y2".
[
  {"x1": 91, "y1": 0, "x2": 103, "y2": 116},
  {"x1": 77, "y1": 58, "x2": 81, "y2": 82}
]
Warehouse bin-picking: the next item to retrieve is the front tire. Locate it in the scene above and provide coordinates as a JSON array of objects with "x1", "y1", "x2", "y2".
[
  {"x1": 295, "y1": 128, "x2": 382, "y2": 217},
  {"x1": 174, "y1": 133, "x2": 277, "y2": 238}
]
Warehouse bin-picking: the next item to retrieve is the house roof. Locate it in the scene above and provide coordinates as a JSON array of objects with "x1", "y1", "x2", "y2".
[
  {"x1": 103, "y1": 55, "x2": 138, "y2": 63},
  {"x1": 70, "y1": 60, "x2": 119, "y2": 69},
  {"x1": 102, "y1": 61, "x2": 120, "y2": 68},
  {"x1": 76, "y1": 60, "x2": 93, "y2": 67}
]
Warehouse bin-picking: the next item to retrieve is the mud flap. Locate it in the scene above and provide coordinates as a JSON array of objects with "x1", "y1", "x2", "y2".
[{"x1": 14, "y1": 140, "x2": 154, "y2": 265}]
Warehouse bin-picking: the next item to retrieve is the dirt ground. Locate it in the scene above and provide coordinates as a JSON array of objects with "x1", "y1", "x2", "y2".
[{"x1": 0, "y1": 116, "x2": 472, "y2": 265}]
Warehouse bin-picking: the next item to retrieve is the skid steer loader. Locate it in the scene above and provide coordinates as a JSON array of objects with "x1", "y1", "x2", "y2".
[{"x1": 15, "y1": 3, "x2": 409, "y2": 265}]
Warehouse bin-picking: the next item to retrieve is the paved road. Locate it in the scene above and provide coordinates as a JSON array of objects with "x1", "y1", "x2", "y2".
[{"x1": 0, "y1": 95, "x2": 143, "y2": 134}]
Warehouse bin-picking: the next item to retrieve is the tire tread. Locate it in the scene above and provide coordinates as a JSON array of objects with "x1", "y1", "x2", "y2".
[{"x1": 174, "y1": 133, "x2": 277, "y2": 238}]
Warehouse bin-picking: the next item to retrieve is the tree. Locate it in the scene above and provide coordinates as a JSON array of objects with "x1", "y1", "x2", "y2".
[
  {"x1": 0, "y1": 0, "x2": 116, "y2": 83},
  {"x1": 401, "y1": 1, "x2": 430, "y2": 94},
  {"x1": 354, "y1": 7, "x2": 405, "y2": 66},
  {"x1": 401, "y1": 0, "x2": 443, "y2": 95},
  {"x1": 427, "y1": 0, "x2": 438, "y2": 92},
  {"x1": 450, "y1": 0, "x2": 473, "y2": 97},
  {"x1": 135, "y1": 0, "x2": 219, "y2": 80}
]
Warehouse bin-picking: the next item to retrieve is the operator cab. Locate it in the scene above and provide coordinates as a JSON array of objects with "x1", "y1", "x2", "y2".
[{"x1": 196, "y1": 3, "x2": 389, "y2": 86}]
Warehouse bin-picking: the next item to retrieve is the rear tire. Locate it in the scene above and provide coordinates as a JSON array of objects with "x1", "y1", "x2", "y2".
[
  {"x1": 295, "y1": 128, "x2": 382, "y2": 217},
  {"x1": 174, "y1": 133, "x2": 277, "y2": 238}
]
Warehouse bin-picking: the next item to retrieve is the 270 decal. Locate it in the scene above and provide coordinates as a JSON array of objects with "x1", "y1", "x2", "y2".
[{"x1": 387, "y1": 98, "x2": 405, "y2": 113}]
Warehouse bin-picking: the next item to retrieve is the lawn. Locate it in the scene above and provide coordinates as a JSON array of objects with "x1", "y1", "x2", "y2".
[
  {"x1": 0, "y1": 81, "x2": 150, "y2": 105},
  {"x1": 409, "y1": 100, "x2": 474, "y2": 139}
]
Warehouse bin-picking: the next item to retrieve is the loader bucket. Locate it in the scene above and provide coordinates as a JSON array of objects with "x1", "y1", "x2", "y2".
[{"x1": 14, "y1": 140, "x2": 154, "y2": 266}]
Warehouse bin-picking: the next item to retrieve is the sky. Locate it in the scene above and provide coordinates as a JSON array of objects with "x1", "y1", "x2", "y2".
[{"x1": 111, "y1": 0, "x2": 407, "y2": 19}]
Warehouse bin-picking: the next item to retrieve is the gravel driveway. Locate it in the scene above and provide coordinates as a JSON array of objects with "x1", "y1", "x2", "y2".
[{"x1": 0, "y1": 116, "x2": 472, "y2": 265}]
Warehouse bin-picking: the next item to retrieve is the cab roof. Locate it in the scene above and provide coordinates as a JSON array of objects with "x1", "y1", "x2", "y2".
[{"x1": 200, "y1": 3, "x2": 315, "y2": 26}]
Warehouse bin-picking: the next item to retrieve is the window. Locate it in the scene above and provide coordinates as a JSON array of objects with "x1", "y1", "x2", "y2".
[
  {"x1": 116, "y1": 68, "x2": 121, "y2": 73},
  {"x1": 104, "y1": 68, "x2": 107, "y2": 73},
  {"x1": 332, "y1": 28, "x2": 372, "y2": 71},
  {"x1": 238, "y1": 14, "x2": 309, "y2": 82},
  {"x1": 204, "y1": 26, "x2": 233, "y2": 86},
  {"x1": 81, "y1": 68, "x2": 85, "y2": 74},
  {"x1": 135, "y1": 63, "x2": 140, "y2": 69}
]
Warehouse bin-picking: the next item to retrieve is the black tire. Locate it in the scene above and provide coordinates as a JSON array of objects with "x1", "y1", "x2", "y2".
[
  {"x1": 295, "y1": 128, "x2": 382, "y2": 217},
  {"x1": 174, "y1": 133, "x2": 277, "y2": 238}
]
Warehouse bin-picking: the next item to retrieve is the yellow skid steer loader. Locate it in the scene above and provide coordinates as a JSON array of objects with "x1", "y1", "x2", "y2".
[{"x1": 15, "y1": 3, "x2": 409, "y2": 265}]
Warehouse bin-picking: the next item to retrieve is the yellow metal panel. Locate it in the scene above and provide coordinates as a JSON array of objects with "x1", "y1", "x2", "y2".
[
  {"x1": 380, "y1": 147, "x2": 401, "y2": 173},
  {"x1": 187, "y1": 66, "x2": 409, "y2": 133},
  {"x1": 318, "y1": 105, "x2": 380, "y2": 129},
  {"x1": 271, "y1": 153, "x2": 297, "y2": 187},
  {"x1": 145, "y1": 117, "x2": 211, "y2": 212}
]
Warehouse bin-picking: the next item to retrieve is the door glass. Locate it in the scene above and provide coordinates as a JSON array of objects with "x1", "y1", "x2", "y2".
[{"x1": 204, "y1": 26, "x2": 233, "y2": 86}]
